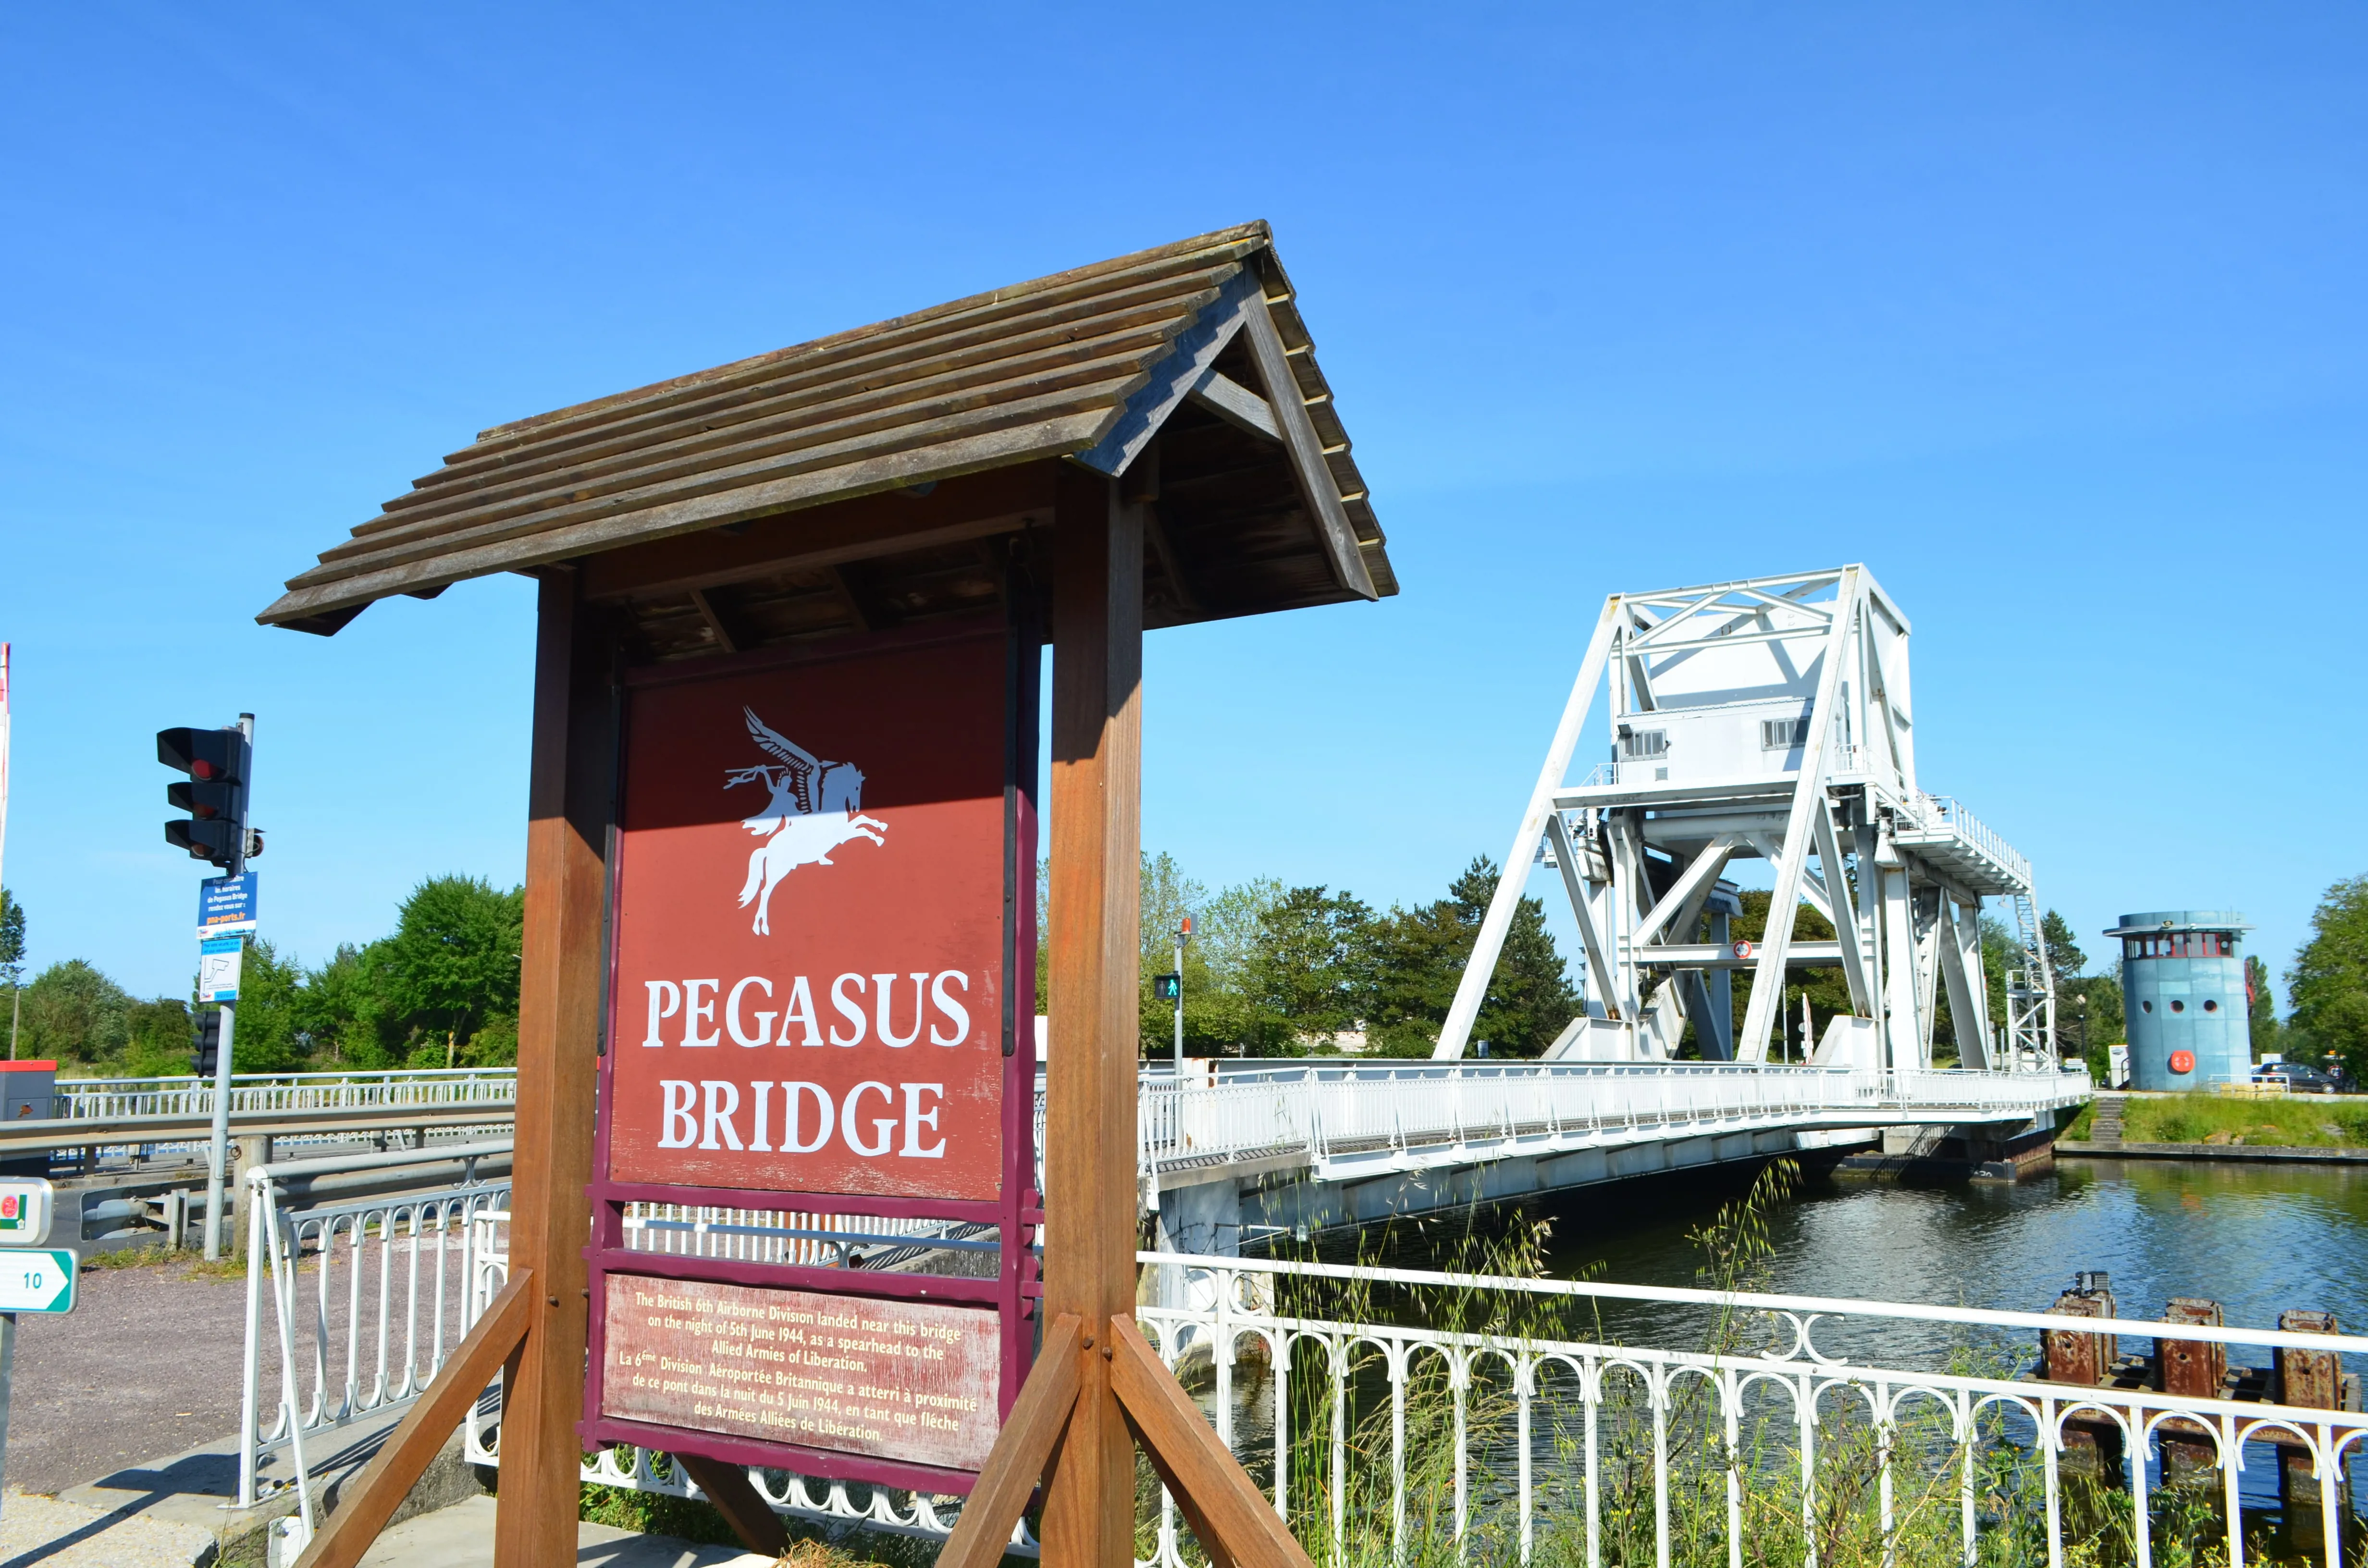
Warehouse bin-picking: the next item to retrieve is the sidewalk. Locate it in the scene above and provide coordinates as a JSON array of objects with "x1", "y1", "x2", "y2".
[
  {"x1": 359, "y1": 1496, "x2": 775, "y2": 1568},
  {"x1": 0, "y1": 1488, "x2": 215, "y2": 1568}
]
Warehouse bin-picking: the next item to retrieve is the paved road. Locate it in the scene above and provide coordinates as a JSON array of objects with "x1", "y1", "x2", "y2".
[
  {"x1": 7, "y1": 1244, "x2": 468, "y2": 1496},
  {"x1": 5, "y1": 1259, "x2": 252, "y2": 1495}
]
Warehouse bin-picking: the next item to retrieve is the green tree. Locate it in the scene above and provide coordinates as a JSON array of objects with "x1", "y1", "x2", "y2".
[
  {"x1": 1243, "y1": 886, "x2": 1375, "y2": 1049},
  {"x1": 2289, "y1": 875, "x2": 2368, "y2": 1081},
  {"x1": 123, "y1": 997, "x2": 194, "y2": 1077},
  {"x1": 1361, "y1": 858, "x2": 1577, "y2": 1059},
  {"x1": 222, "y1": 938, "x2": 305, "y2": 1072},
  {"x1": 2245, "y1": 954, "x2": 2281, "y2": 1059},
  {"x1": 2041, "y1": 909, "x2": 2086, "y2": 978},
  {"x1": 1132, "y1": 855, "x2": 1274, "y2": 1058},
  {"x1": 381, "y1": 876, "x2": 525, "y2": 1066},
  {"x1": 16, "y1": 959, "x2": 131, "y2": 1066},
  {"x1": 0, "y1": 888, "x2": 23, "y2": 1059},
  {"x1": 295, "y1": 942, "x2": 398, "y2": 1066},
  {"x1": 0, "y1": 888, "x2": 23, "y2": 973}
]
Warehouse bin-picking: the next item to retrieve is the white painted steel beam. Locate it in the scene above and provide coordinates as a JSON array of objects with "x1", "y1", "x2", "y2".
[{"x1": 1434, "y1": 602, "x2": 1622, "y2": 1058}]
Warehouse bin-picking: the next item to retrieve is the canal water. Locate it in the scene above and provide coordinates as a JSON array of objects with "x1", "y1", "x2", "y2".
[{"x1": 1534, "y1": 1154, "x2": 2368, "y2": 1334}]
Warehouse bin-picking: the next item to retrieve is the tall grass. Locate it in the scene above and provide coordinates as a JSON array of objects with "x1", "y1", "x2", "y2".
[{"x1": 1144, "y1": 1163, "x2": 2349, "y2": 1568}]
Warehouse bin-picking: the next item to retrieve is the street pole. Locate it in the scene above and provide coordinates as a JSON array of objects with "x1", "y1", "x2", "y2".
[
  {"x1": 1172, "y1": 918, "x2": 1189, "y2": 1073},
  {"x1": 201, "y1": 713, "x2": 254, "y2": 1262},
  {"x1": 0, "y1": 1309, "x2": 16, "y2": 1508}
]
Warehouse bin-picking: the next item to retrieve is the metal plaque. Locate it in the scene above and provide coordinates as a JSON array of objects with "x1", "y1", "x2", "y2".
[{"x1": 599, "y1": 1275, "x2": 1000, "y2": 1472}]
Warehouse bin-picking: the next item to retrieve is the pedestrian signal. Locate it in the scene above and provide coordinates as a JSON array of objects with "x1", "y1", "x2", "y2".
[{"x1": 1152, "y1": 972, "x2": 1181, "y2": 1002}]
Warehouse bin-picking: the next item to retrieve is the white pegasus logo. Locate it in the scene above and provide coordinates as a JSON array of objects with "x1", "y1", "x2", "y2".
[{"x1": 727, "y1": 708, "x2": 889, "y2": 935}]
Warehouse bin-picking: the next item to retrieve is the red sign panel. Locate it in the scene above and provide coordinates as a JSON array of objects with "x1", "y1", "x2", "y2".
[
  {"x1": 581, "y1": 616, "x2": 1039, "y2": 1494},
  {"x1": 599, "y1": 1275, "x2": 1001, "y2": 1472},
  {"x1": 606, "y1": 632, "x2": 1008, "y2": 1200}
]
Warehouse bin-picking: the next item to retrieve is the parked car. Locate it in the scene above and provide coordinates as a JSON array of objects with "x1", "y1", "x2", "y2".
[{"x1": 2255, "y1": 1061, "x2": 2338, "y2": 1094}]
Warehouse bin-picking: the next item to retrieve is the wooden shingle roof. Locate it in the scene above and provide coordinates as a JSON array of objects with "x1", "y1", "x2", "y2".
[{"x1": 259, "y1": 222, "x2": 1394, "y2": 638}]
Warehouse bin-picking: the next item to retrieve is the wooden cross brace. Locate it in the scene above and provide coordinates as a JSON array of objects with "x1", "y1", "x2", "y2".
[{"x1": 937, "y1": 1312, "x2": 1313, "y2": 1568}]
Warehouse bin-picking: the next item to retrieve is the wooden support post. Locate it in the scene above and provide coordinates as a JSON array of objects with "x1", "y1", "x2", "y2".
[
  {"x1": 493, "y1": 572, "x2": 615, "y2": 1568},
  {"x1": 295, "y1": 1273, "x2": 536, "y2": 1568},
  {"x1": 935, "y1": 1314, "x2": 1086, "y2": 1568},
  {"x1": 1041, "y1": 465, "x2": 1143, "y2": 1568},
  {"x1": 676, "y1": 1454, "x2": 790, "y2": 1558}
]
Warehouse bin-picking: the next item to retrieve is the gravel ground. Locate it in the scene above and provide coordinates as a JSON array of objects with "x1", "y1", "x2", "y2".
[{"x1": 5, "y1": 1241, "x2": 470, "y2": 1496}]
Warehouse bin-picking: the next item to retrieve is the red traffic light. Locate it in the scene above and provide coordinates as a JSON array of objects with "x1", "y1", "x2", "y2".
[
  {"x1": 159, "y1": 725, "x2": 250, "y2": 869},
  {"x1": 157, "y1": 727, "x2": 245, "y2": 786}
]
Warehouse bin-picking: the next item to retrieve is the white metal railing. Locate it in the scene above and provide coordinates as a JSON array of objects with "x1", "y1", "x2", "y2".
[
  {"x1": 1906, "y1": 795, "x2": 2034, "y2": 890},
  {"x1": 506, "y1": 1248, "x2": 2365, "y2": 1567},
  {"x1": 58, "y1": 1066, "x2": 518, "y2": 1120},
  {"x1": 239, "y1": 1140, "x2": 513, "y2": 1527},
  {"x1": 1131, "y1": 1252, "x2": 2368, "y2": 1568},
  {"x1": 1136, "y1": 1062, "x2": 2090, "y2": 1182},
  {"x1": 618, "y1": 1202, "x2": 992, "y2": 1266}
]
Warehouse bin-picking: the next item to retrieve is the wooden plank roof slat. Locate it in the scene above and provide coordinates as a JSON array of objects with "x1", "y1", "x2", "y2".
[
  {"x1": 318, "y1": 343, "x2": 1174, "y2": 567},
  {"x1": 288, "y1": 375, "x2": 1141, "y2": 593},
  {"x1": 260, "y1": 411, "x2": 1109, "y2": 625},
  {"x1": 463, "y1": 232, "x2": 1269, "y2": 455},
  {"x1": 399, "y1": 282, "x2": 1227, "y2": 505},
  {"x1": 259, "y1": 222, "x2": 1394, "y2": 634}
]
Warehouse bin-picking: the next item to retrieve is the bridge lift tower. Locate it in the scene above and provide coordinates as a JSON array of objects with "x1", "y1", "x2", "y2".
[{"x1": 1437, "y1": 565, "x2": 2055, "y2": 1070}]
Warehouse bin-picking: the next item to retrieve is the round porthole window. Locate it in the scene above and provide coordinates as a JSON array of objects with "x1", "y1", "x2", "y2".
[
  {"x1": 2171, "y1": 999, "x2": 2186, "y2": 1013},
  {"x1": 2203, "y1": 999, "x2": 2219, "y2": 1012},
  {"x1": 2141, "y1": 1000, "x2": 2153, "y2": 1013}
]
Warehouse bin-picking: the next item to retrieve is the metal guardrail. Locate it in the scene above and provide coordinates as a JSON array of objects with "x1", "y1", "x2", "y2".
[{"x1": 58, "y1": 1066, "x2": 517, "y2": 1120}]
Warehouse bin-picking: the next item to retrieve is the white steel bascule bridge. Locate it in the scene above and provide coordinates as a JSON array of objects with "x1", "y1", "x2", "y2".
[
  {"x1": 1134, "y1": 566, "x2": 2085, "y2": 1254},
  {"x1": 1441, "y1": 563, "x2": 2056, "y2": 1073}
]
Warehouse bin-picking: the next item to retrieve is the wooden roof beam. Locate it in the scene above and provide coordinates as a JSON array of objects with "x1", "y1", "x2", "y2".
[
  {"x1": 1237, "y1": 290, "x2": 1377, "y2": 601},
  {"x1": 1183, "y1": 367, "x2": 1279, "y2": 442},
  {"x1": 1067, "y1": 270, "x2": 1260, "y2": 481}
]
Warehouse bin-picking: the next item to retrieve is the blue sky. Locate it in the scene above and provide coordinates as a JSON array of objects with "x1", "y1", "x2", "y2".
[{"x1": 1, "y1": 5, "x2": 2361, "y2": 1003}]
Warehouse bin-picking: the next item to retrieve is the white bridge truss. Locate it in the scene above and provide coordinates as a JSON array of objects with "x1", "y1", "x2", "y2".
[{"x1": 1441, "y1": 565, "x2": 2055, "y2": 1070}]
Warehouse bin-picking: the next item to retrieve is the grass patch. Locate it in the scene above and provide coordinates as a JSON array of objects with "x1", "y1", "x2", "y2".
[
  {"x1": 2122, "y1": 1094, "x2": 2368, "y2": 1148},
  {"x1": 2063, "y1": 1100, "x2": 2097, "y2": 1139},
  {"x1": 78, "y1": 1245, "x2": 256, "y2": 1281}
]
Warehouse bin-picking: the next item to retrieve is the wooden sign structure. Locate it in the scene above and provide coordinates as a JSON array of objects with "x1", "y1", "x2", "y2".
[
  {"x1": 584, "y1": 609, "x2": 1040, "y2": 1493},
  {"x1": 257, "y1": 221, "x2": 1397, "y2": 1568}
]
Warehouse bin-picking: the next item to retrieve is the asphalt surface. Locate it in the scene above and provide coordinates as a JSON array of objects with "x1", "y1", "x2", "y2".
[{"x1": 5, "y1": 1242, "x2": 472, "y2": 1496}]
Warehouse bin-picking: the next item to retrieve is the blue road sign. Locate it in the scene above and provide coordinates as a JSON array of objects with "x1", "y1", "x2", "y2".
[{"x1": 197, "y1": 872, "x2": 258, "y2": 939}]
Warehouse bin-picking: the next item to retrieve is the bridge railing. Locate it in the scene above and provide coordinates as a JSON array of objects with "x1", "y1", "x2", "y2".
[
  {"x1": 56, "y1": 1066, "x2": 519, "y2": 1120},
  {"x1": 1137, "y1": 1061, "x2": 2090, "y2": 1179}
]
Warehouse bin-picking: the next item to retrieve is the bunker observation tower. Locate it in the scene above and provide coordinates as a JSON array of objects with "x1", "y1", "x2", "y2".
[{"x1": 1440, "y1": 565, "x2": 2055, "y2": 1070}]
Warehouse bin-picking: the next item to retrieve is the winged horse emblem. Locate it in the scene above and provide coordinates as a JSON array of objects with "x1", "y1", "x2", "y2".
[{"x1": 726, "y1": 707, "x2": 888, "y2": 935}]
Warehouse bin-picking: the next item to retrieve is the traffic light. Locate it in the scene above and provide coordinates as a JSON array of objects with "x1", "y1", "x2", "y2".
[
  {"x1": 158, "y1": 725, "x2": 250, "y2": 868},
  {"x1": 191, "y1": 1007, "x2": 223, "y2": 1076},
  {"x1": 1152, "y1": 972, "x2": 1181, "y2": 1002}
]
